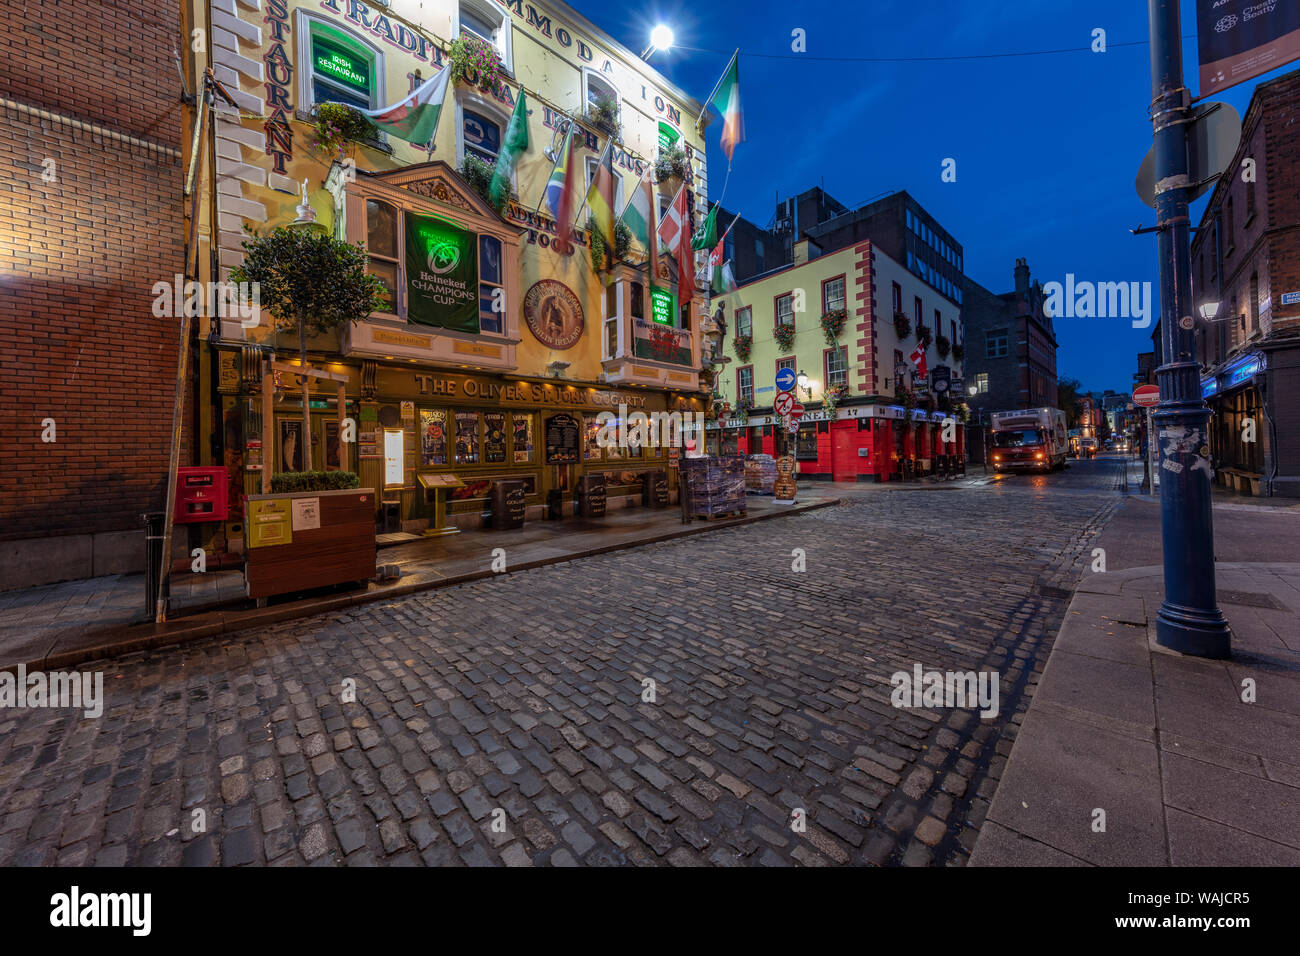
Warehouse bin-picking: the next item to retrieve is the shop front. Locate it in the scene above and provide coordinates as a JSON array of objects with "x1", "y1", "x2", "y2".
[
  {"x1": 709, "y1": 404, "x2": 952, "y2": 482},
  {"x1": 1203, "y1": 352, "x2": 1266, "y2": 495}
]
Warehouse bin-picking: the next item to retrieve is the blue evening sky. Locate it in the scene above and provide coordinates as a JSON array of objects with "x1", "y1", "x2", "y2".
[{"x1": 574, "y1": 0, "x2": 1295, "y2": 395}]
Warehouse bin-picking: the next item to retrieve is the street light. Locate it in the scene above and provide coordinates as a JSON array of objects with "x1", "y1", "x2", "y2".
[
  {"x1": 1198, "y1": 301, "x2": 1221, "y2": 321},
  {"x1": 641, "y1": 25, "x2": 674, "y2": 59}
]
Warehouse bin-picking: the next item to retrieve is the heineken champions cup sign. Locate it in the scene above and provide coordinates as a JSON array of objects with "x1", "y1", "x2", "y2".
[{"x1": 405, "y1": 213, "x2": 479, "y2": 333}]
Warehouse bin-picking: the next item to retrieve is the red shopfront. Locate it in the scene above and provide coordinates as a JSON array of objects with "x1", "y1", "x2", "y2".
[{"x1": 714, "y1": 406, "x2": 959, "y2": 482}]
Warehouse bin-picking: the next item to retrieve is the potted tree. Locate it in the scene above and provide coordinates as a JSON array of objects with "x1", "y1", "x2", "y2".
[{"x1": 230, "y1": 225, "x2": 389, "y2": 599}]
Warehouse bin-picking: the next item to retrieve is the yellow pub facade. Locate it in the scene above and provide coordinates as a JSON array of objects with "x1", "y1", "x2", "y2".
[{"x1": 184, "y1": 0, "x2": 712, "y2": 539}]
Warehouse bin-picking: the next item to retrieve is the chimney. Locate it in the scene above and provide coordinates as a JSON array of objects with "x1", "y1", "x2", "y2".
[{"x1": 1014, "y1": 258, "x2": 1030, "y2": 296}]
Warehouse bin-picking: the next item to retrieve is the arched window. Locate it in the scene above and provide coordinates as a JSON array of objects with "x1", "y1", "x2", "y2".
[{"x1": 299, "y1": 17, "x2": 383, "y2": 111}]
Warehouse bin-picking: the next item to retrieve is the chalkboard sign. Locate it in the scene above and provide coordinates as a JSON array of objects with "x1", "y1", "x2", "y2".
[
  {"x1": 576, "y1": 473, "x2": 606, "y2": 518},
  {"x1": 545, "y1": 413, "x2": 581, "y2": 464},
  {"x1": 642, "y1": 470, "x2": 668, "y2": 508},
  {"x1": 491, "y1": 480, "x2": 527, "y2": 530}
]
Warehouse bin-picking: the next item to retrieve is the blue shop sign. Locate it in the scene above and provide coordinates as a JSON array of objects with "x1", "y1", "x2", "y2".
[
  {"x1": 1201, "y1": 378, "x2": 1219, "y2": 398},
  {"x1": 1226, "y1": 356, "x2": 1261, "y2": 387}
]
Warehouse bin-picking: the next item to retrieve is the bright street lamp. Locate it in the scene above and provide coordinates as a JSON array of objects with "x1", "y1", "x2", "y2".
[
  {"x1": 1198, "y1": 301, "x2": 1220, "y2": 321},
  {"x1": 641, "y1": 25, "x2": 674, "y2": 59}
]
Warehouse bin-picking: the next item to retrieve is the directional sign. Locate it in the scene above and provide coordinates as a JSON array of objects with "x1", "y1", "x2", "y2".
[
  {"x1": 789, "y1": 402, "x2": 806, "y2": 422},
  {"x1": 1133, "y1": 384, "x2": 1161, "y2": 407},
  {"x1": 774, "y1": 391, "x2": 795, "y2": 416},
  {"x1": 775, "y1": 367, "x2": 797, "y2": 393}
]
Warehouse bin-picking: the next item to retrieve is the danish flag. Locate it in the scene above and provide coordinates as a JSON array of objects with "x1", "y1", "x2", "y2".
[
  {"x1": 657, "y1": 183, "x2": 692, "y2": 305},
  {"x1": 909, "y1": 344, "x2": 929, "y2": 380}
]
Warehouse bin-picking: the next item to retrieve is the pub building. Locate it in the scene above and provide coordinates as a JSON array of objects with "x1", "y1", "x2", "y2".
[{"x1": 192, "y1": 0, "x2": 711, "y2": 543}]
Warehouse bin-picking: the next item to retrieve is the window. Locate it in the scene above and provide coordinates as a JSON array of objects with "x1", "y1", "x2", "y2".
[
  {"x1": 307, "y1": 24, "x2": 379, "y2": 110},
  {"x1": 825, "y1": 347, "x2": 848, "y2": 388},
  {"x1": 585, "y1": 156, "x2": 624, "y2": 211},
  {"x1": 679, "y1": 303, "x2": 691, "y2": 331},
  {"x1": 777, "y1": 357, "x2": 795, "y2": 384},
  {"x1": 975, "y1": 372, "x2": 989, "y2": 393},
  {"x1": 914, "y1": 296, "x2": 923, "y2": 326},
  {"x1": 892, "y1": 282, "x2": 903, "y2": 315},
  {"x1": 738, "y1": 366, "x2": 753, "y2": 404},
  {"x1": 456, "y1": 0, "x2": 513, "y2": 73},
  {"x1": 1225, "y1": 197, "x2": 1235, "y2": 256},
  {"x1": 776, "y1": 293, "x2": 794, "y2": 328},
  {"x1": 629, "y1": 282, "x2": 644, "y2": 319},
  {"x1": 823, "y1": 276, "x2": 846, "y2": 313},
  {"x1": 464, "y1": 108, "x2": 502, "y2": 163},
  {"x1": 1246, "y1": 175, "x2": 1256, "y2": 218},
  {"x1": 934, "y1": 309, "x2": 942, "y2": 331},
  {"x1": 584, "y1": 70, "x2": 619, "y2": 120},
  {"x1": 987, "y1": 330, "x2": 1009, "y2": 358},
  {"x1": 736, "y1": 306, "x2": 752, "y2": 339},
  {"x1": 366, "y1": 199, "x2": 399, "y2": 313},
  {"x1": 796, "y1": 425, "x2": 819, "y2": 461},
  {"x1": 454, "y1": 410, "x2": 480, "y2": 465},
  {"x1": 478, "y1": 235, "x2": 503, "y2": 333}
]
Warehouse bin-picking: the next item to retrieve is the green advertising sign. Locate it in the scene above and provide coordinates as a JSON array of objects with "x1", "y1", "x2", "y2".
[
  {"x1": 314, "y1": 40, "x2": 370, "y2": 94},
  {"x1": 405, "y1": 213, "x2": 479, "y2": 334},
  {"x1": 650, "y1": 286, "x2": 673, "y2": 325}
]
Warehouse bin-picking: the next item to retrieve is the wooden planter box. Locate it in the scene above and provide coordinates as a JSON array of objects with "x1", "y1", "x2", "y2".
[{"x1": 244, "y1": 489, "x2": 377, "y2": 600}]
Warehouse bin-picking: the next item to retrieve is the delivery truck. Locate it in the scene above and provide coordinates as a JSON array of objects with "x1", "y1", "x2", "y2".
[{"x1": 989, "y1": 408, "x2": 1068, "y2": 472}]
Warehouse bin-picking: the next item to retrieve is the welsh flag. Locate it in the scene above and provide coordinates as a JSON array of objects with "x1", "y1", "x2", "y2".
[
  {"x1": 708, "y1": 52, "x2": 744, "y2": 162},
  {"x1": 357, "y1": 67, "x2": 450, "y2": 145},
  {"x1": 910, "y1": 343, "x2": 929, "y2": 381}
]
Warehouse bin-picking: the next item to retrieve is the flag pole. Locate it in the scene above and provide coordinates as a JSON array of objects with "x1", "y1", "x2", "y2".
[
  {"x1": 533, "y1": 123, "x2": 572, "y2": 215},
  {"x1": 572, "y1": 140, "x2": 613, "y2": 229},
  {"x1": 696, "y1": 48, "x2": 738, "y2": 130}
]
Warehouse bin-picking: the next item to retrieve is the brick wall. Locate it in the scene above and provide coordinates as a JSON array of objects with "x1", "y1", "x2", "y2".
[{"x1": 0, "y1": 0, "x2": 187, "y2": 551}]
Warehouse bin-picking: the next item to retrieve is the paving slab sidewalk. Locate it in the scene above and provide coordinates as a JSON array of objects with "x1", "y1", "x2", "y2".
[
  {"x1": 971, "y1": 497, "x2": 1300, "y2": 866},
  {"x1": 0, "y1": 492, "x2": 837, "y2": 674}
]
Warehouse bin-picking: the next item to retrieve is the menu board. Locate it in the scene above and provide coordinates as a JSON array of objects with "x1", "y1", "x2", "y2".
[{"x1": 544, "y1": 413, "x2": 580, "y2": 464}]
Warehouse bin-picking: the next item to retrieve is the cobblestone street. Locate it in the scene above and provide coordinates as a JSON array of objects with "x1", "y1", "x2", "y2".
[{"x1": 0, "y1": 462, "x2": 1128, "y2": 867}]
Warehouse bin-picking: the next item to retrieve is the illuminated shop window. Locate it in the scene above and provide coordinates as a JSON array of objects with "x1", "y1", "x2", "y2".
[{"x1": 309, "y1": 27, "x2": 377, "y2": 110}]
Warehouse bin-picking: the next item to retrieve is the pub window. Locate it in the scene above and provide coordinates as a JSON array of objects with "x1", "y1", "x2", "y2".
[
  {"x1": 584, "y1": 70, "x2": 620, "y2": 126},
  {"x1": 456, "y1": 0, "x2": 513, "y2": 73},
  {"x1": 796, "y1": 425, "x2": 818, "y2": 461},
  {"x1": 914, "y1": 296, "x2": 923, "y2": 326},
  {"x1": 366, "y1": 199, "x2": 399, "y2": 313},
  {"x1": 307, "y1": 23, "x2": 379, "y2": 111},
  {"x1": 511, "y1": 413, "x2": 534, "y2": 463},
  {"x1": 986, "y1": 330, "x2": 1009, "y2": 358},
  {"x1": 823, "y1": 276, "x2": 845, "y2": 313},
  {"x1": 606, "y1": 282, "x2": 618, "y2": 319},
  {"x1": 420, "y1": 408, "x2": 448, "y2": 466},
  {"x1": 679, "y1": 303, "x2": 690, "y2": 331},
  {"x1": 736, "y1": 306, "x2": 752, "y2": 339},
  {"x1": 464, "y1": 108, "x2": 502, "y2": 164},
  {"x1": 975, "y1": 372, "x2": 989, "y2": 393},
  {"x1": 892, "y1": 281, "x2": 902, "y2": 315},
  {"x1": 483, "y1": 412, "x2": 507, "y2": 463},
  {"x1": 737, "y1": 366, "x2": 754, "y2": 404},
  {"x1": 629, "y1": 281, "x2": 645, "y2": 319},
  {"x1": 454, "y1": 410, "x2": 481, "y2": 465},
  {"x1": 825, "y1": 347, "x2": 848, "y2": 388},
  {"x1": 584, "y1": 416, "x2": 603, "y2": 460},
  {"x1": 776, "y1": 293, "x2": 794, "y2": 329},
  {"x1": 605, "y1": 311, "x2": 618, "y2": 360},
  {"x1": 479, "y1": 235, "x2": 504, "y2": 333}
]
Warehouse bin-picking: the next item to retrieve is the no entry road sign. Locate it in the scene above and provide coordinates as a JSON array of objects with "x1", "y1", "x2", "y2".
[
  {"x1": 1133, "y1": 384, "x2": 1161, "y2": 407},
  {"x1": 789, "y1": 402, "x2": 806, "y2": 421}
]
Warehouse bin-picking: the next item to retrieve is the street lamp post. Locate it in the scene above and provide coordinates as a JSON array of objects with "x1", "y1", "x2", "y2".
[{"x1": 1146, "y1": 0, "x2": 1231, "y2": 658}]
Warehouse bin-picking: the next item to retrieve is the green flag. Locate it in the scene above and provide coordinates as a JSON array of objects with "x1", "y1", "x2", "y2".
[
  {"x1": 691, "y1": 204, "x2": 717, "y2": 250},
  {"x1": 489, "y1": 90, "x2": 529, "y2": 210}
]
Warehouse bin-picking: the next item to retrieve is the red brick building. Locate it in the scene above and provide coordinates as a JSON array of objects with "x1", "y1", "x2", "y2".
[
  {"x1": 0, "y1": 0, "x2": 187, "y2": 586},
  {"x1": 1190, "y1": 68, "x2": 1300, "y2": 497}
]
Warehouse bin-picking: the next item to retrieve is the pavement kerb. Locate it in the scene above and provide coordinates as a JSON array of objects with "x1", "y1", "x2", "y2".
[{"x1": 11, "y1": 496, "x2": 840, "y2": 676}]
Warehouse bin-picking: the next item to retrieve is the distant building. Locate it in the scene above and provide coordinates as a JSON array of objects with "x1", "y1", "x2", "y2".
[
  {"x1": 1189, "y1": 68, "x2": 1300, "y2": 497},
  {"x1": 962, "y1": 259, "x2": 1059, "y2": 423}
]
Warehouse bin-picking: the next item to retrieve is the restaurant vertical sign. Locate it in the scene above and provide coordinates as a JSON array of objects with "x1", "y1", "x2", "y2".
[
  {"x1": 1197, "y1": 0, "x2": 1300, "y2": 95},
  {"x1": 405, "y1": 213, "x2": 479, "y2": 333}
]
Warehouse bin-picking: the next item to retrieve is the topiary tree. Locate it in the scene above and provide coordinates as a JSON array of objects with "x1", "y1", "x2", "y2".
[{"x1": 230, "y1": 225, "x2": 388, "y2": 473}]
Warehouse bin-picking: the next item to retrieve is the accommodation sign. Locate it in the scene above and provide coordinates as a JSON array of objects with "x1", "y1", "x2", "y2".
[{"x1": 405, "y1": 213, "x2": 478, "y2": 333}]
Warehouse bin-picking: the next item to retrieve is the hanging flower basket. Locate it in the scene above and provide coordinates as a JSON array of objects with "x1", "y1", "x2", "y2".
[
  {"x1": 733, "y1": 333, "x2": 752, "y2": 363},
  {"x1": 773, "y1": 323, "x2": 796, "y2": 354},
  {"x1": 893, "y1": 311, "x2": 911, "y2": 341},
  {"x1": 820, "y1": 308, "x2": 848, "y2": 347},
  {"x1": 952, "y1": 343, "x2": 964, "y2": 362},
  {"x1": 916, "y1": 323, "x2": 932, "y2": 349},
  {"x1": 822, "y1": 382, "x2": 849, "y2": 413},
  {"x1": 309, "y1": 103, "x2": 376, "y2": 159},
  {"x1": 935, "y1": 334, "x2": 950, "y2": 359},
  {"x1": 448, "y1": 33, "x2": 506, "y2": 97}
]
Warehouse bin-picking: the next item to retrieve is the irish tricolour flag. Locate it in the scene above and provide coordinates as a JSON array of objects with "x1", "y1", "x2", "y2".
[
  {"x1": 708, "y1": 51, "x2": 743, "y2": 161},
  {"x1": 357, "y1": 67, "x2": 450, "y2": 145}
]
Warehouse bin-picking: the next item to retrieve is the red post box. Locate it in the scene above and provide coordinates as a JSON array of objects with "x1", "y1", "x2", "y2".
[{"x1": 174, "y1": 466, "x2": 229, "y2": 523}]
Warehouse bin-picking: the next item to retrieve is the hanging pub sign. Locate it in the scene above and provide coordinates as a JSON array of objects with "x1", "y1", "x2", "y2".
[
  {"x1": 405, "y1": 212, "x2": 479, "y2": 333},
  {"x1": 1196, "y1": 0, "x2": 1300, "y2": 96},
  {"x1": 931, "y1": 365, "x2": 951, "y2": 393}
]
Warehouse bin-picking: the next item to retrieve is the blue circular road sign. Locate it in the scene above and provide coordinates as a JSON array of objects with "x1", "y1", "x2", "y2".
[{"x1": 775, "y1": 367, "x2": 797, "y2": 392}]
